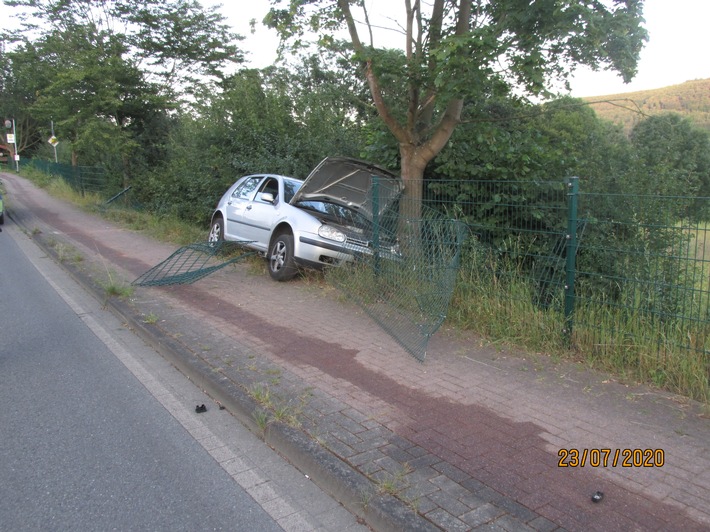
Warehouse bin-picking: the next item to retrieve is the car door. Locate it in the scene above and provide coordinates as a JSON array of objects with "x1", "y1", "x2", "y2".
[
  {"x1": 223, "y1": 175, "x2": 264, "y2": 241},
  {"x1": 239, "y1": 177, "x2": 282, "y2": 251}
]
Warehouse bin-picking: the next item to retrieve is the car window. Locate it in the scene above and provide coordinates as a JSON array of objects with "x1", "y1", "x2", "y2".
[
  {"x1": 256, "y1": 178, "x2": 279, "y2": 203},
  {"x1": 232, "y1": 176, "x2": 262, "y2": 200},
  {"x1": 283, "y1": 179, "x2": 302, "y2": 203},
  {"x1": 296, "y1": 200, "x2": 363, "y2": 226}
]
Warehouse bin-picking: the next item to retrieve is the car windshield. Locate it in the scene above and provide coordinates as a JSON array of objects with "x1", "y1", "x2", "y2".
[
  {"x1": 295, "y1": 200, "x2": 368, "y2": 227},
  {"x1": 283, "y1": 178, "x2": 302, "y2": 203}
]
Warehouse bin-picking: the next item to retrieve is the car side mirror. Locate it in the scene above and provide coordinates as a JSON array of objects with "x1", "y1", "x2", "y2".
[{"x1": 261, "y1": 192, "x2": 276, "y2": 204}]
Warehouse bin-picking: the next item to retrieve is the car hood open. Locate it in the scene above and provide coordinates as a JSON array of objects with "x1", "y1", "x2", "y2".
[{"x1": 290, "y1": 157, "x2": 403, "y2": 220}]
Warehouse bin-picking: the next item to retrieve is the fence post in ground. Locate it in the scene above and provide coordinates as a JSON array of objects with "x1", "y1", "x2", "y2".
[
  {"x1": 564, "y1": 176, "x2": 580, "y2": 339},
  {"x1": 372, "y1": 176, "x2": 381, "y2": 275}
]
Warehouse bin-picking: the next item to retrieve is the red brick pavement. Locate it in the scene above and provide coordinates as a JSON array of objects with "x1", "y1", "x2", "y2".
[{"x1": 4, "y1": 172, "x2": 710, "y2": 531}]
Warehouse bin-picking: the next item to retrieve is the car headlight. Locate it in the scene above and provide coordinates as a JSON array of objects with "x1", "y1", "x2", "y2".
[{"x1": 318, "y1": 225, "x2": 346, "y2": 243}]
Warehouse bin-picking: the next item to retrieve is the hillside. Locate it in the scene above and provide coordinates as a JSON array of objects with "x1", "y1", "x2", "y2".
[{"x1": 582, "y1": 78, "x2": 710, "y2": 135}]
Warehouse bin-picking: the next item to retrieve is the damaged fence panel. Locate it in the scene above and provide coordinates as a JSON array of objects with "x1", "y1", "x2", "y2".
[
  {"x1": 133, "y1": 241, "x2": 256, "y2": 286},
  {"x1": 326, "y1": 178, "x2": 468, "y2": 361}
]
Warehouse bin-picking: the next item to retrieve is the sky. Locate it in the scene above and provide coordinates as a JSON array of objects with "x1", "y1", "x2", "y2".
[
  {"x1": 2, "y1": 0, "x2": 707, "y2": 98},
  {"x1": 209, "y1": 0, "x2": 710, "y2": 98}
]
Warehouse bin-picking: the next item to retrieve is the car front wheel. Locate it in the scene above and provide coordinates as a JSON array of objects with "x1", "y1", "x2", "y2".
[
  {"x1": 208, "y1": 217, "x2": 224, "y2": 244},
  {"x1": 269, "y1": 232, "x2": 297, "y2": 281}
]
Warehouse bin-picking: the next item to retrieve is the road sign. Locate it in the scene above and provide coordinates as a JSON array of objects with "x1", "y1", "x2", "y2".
[
  {"x1": 48, "y1": 136, "x2": 59, "y2": 146},
  {"x1": 7, "y1": 133, "x2": 15, "y2": 143}
]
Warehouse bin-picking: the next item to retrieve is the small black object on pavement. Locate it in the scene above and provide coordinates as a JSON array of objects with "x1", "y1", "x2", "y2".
[
  {"x1": 195, "y1": 404, "x2": 207, "y2": 413},
  {"x1": 591, "y1": 491, "x2": 604, "y2": 503}
]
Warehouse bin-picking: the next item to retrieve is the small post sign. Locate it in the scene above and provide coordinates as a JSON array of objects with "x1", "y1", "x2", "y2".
[{"x1": 48, "y1": 136, "x2": 59, "y2": 146}]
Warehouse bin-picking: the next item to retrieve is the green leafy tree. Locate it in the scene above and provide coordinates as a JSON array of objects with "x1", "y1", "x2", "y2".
[
  {"x1": 2, "y1": 0, "x2": 243, "y2": 168},
  {"x1": 531, "y1": 98, "x2": 631, "y2": 186},
  {"x1": 0, "y1": 40, "x2": 45, "y2": 158},
  {"x1": 266, "y1": 0, "x2": 648, "y2": 214},
  {"x1": 629, "y1": 114, "x2": 710, "y2": 206},
  {"x1": 136, "y1": 59, "x2": 369, "y2": 224},
  {"x1": 4, "y1": 0, "x2": 243, "y2": 93}
]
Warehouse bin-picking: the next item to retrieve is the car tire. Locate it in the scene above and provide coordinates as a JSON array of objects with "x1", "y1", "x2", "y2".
[
  {"x1": 208, "y1": 216, "x2": 224, "y2": 244},
  {"x1": 268, "y1": 231, "x2": 298, "y2": 281}
]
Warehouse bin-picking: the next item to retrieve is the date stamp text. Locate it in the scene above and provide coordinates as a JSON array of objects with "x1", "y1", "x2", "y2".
[{"x1": 558, "y1": 448, "x2": 665, "y2": 468}]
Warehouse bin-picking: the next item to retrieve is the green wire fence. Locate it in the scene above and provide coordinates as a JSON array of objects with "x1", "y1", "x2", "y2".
[{"x1": 14, "y1": 159, "x2": 710, "y2": 391}]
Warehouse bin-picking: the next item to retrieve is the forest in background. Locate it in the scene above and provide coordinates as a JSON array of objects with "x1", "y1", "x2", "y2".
[{"x1": 585, "y1": 78, "x2": 710, "y2": 134}]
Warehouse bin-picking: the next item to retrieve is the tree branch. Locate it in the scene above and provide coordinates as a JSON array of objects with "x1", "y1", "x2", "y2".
[{"x1": 337, "y1": 0, "x2": 409, "y2": 143}]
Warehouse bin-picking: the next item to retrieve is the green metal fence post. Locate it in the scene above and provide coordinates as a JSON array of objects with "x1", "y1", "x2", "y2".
[{"x1": 564, "y1": 176, "x2": 579, "y2": 339}]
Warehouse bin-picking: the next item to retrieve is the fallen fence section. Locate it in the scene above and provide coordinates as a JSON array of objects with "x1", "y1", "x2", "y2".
[{"x1": 133, "y1": 241, "x2": 256, "y2": 287}]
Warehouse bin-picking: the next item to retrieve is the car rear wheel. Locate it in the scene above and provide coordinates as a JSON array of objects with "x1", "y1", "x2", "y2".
[
  {"x1": 208, "y1": 217, "x2": 224, "y2": 244},
  {"x1": 269, "y1": 232, "x2": 297, "y2": 281}
]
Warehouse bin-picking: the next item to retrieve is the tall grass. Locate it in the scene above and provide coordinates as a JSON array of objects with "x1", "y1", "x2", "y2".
[
  {"x1": 573, "y1": 301, "x2": 709, "y2": 402},
  {"x1": 450, "y1": 238, "x2": 710, "y2": 403},
  {"x1": 448, "y1": 240, "x2": 567, "y2": 355},
  {"x1": 20, "y1": 166, "x2": 205, "y2": 245}
]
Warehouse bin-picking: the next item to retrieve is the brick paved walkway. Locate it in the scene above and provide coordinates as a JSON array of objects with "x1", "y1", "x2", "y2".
[{"x1": 4, "y1": 172, "x2": 710, "y2": 531}]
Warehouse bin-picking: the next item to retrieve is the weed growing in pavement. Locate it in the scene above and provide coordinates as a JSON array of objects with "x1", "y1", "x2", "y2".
[
  {"x1": 265, "y1": 368, "x2": 282, "y2": 385},
  {"x1": 358, "y1": 488, "x2": 374, "y2": 510},
  {"x1": 405, "y1": 496, "x2": 421, "y2": 513},
  {"x1": 271, "y1": 401, "x2": 301, "y2": 427},
  {"x1": 247, "y1": 381, "x2": 309, "y2": 429},
  {"x1": 142, "y1": 313, "x2": 159, "y2": 324},
  {"x1": 54, "y1": 242, "x2": 83, "y2": 264},
  {"x1": 250, "y1": 383, "x2": 273, "y2": 408},
  {"x1": 310, "y1": 431, "x2": 327, "y2": 448},
  {"x1": 375, "y1": 463, "x2": 413, "y2": 496},
  {"x1": 103, "y1": 282, "x2": 134, "y2": 299},
  {"x1": 252, "y1": 409, "x2": 270, "y2": 433}
]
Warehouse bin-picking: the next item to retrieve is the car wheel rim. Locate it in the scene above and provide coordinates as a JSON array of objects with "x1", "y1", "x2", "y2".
[
  {"x1": 208, "y1": 223, "x2": 220, "y2": 242},
  {"x1": 270, "y1": 242, "x2": 286, "y2": 271}
]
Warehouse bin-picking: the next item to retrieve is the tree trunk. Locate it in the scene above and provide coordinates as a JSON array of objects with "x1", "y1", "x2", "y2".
[
  {"x1": 400, "y1": 142, "x2": 427, "y2": 217},
  {"x1": 398, "y1": 143, "x2": 429, "y2": 242}
]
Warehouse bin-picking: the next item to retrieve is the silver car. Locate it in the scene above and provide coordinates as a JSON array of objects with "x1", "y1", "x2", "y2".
[{"x1": 208, "y1": 157, "x2": 403, "y2": 281}]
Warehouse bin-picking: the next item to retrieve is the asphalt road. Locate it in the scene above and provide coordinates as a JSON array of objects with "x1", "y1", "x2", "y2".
[{"x1": 0, "y1": 219, "x2": 362, "y2": 530}]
